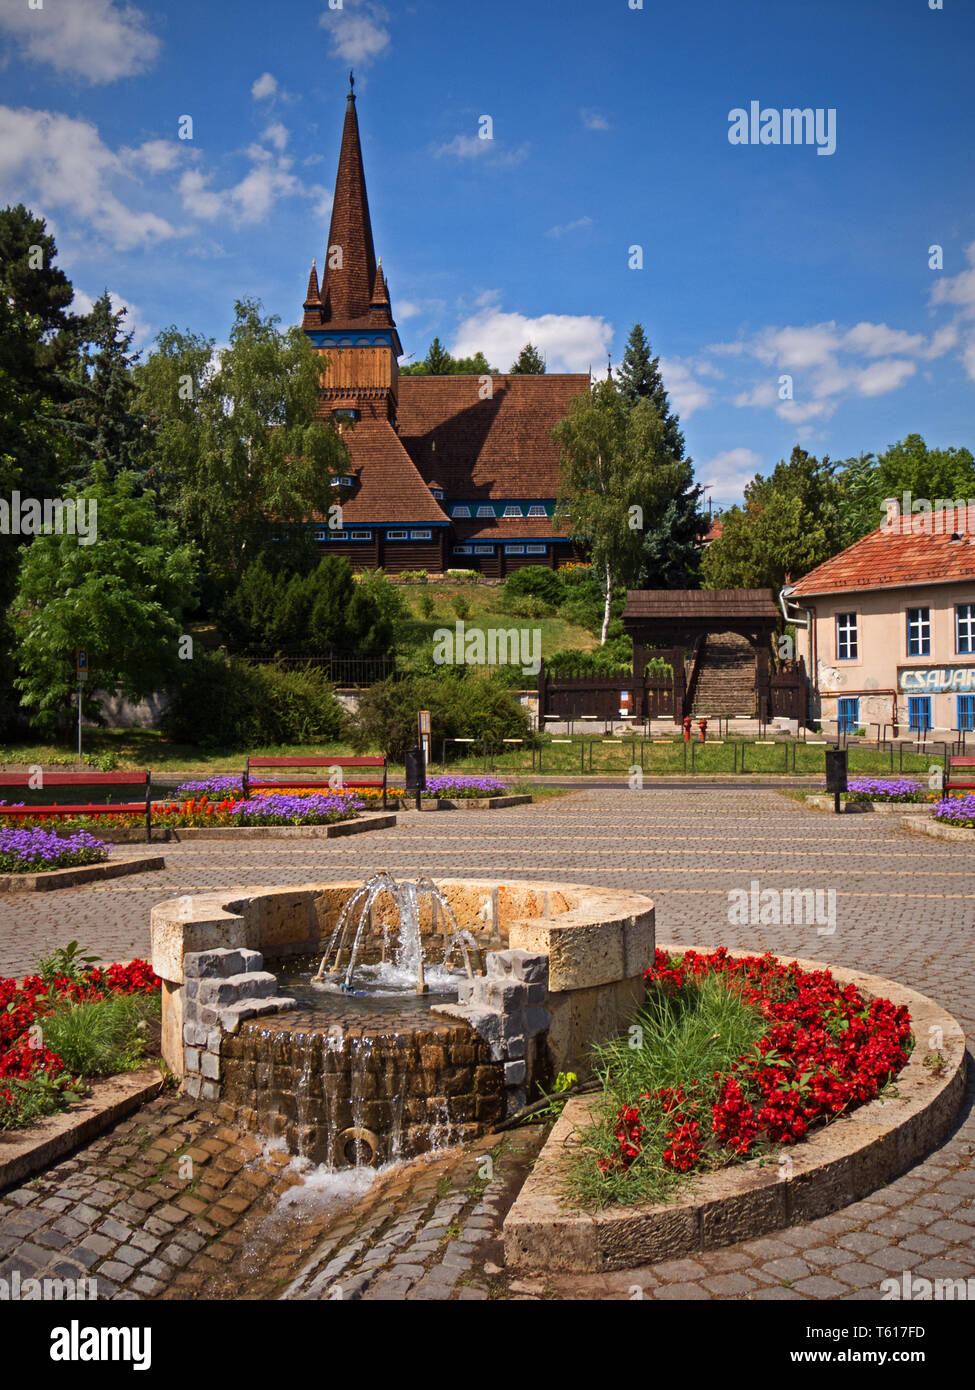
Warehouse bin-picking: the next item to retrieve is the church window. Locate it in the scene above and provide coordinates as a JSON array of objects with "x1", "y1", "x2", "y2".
[
  {"x1": 503, "y1": 505, "x2": 523, "y2": 518},
  {"x1": 476, "y1": 505, "x2": 495, "y2": 518},
  {"x1": 527, "y1": 505, "x2": 548, "y2": 518},
  {"x1": 451, "y1": 505, "x2": 470, "y2": 518}
]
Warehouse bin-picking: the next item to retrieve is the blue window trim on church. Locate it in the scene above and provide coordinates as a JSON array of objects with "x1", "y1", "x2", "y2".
[{"x1": 306, "y1": 331, "x2": 395, "y2": 349}]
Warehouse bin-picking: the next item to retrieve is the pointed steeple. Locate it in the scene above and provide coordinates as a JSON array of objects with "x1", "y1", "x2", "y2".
[
  {"x1": 319, "y1": 79, "x2": 379, "y2": 325},
  {"x1": 301, "y1": 259, "x2": 321, "y2": 328},
  {"x1": 369, "y1": 257, "x2": 392, "y2": 323}
]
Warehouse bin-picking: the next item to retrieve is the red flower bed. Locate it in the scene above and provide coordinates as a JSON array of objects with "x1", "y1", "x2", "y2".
[
  {"x1": 599, "y1": 948, "x2": 912, "y2": 1177},
  {"x1": 0, "y1": 960, "x2": 160, "y2": 1121}
]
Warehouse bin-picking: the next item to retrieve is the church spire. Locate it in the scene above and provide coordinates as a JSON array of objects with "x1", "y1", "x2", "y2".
[{"x1": 319, "y1": 76, "x2": 379, "y2": 325}]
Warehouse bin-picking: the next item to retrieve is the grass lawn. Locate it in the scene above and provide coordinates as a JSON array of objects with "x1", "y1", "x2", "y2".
[
  {"x1": 0, "y1": 727, "x2": 945, "y2": 783},
  {"x1": 391, "y1": 579, "x2": 599, "y2": 672}
]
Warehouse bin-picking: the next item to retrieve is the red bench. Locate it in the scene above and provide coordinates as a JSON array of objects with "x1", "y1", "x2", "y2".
[
  {"x1": 945, "y1": 756, "x2": 975, "y2": 794},
  {"x1": 0, "y1": 771, "x2": 154, "y2": 841},
  {"x1": 242, "y1": 756, "x2": 387, "y2": 808}
]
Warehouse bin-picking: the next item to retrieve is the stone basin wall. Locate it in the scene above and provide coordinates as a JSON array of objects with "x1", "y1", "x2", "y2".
[
  {"x1": 219, "y1": 1013, "x2": 515, "y2": 1166},
  {"x1": 150, "y1": 878, "x2": 655, "y2": 1160}
]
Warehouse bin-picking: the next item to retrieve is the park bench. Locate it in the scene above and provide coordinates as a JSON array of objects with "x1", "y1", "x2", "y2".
[
  {"x1": 945, "y1": 756, "x2": 975, "y2": 795},
  {"x1": 242, "y1": 755, "x2": 387, "y2": 808},
  {"x1": 0, "y1": 771, "x2": 153, "y2": 841}
]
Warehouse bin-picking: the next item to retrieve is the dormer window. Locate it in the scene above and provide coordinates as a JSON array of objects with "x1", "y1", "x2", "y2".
[
  {"x1": 503, "y1": 505, "x2": 523, "y2": 518},
  {"x1": 332, "y1": 408, "x2": 359, "y2": 422},
  {"x1": 331, "y1": 475, "x2": 356, "y2": 489},
  {"x1": 430, "y1": 486, "x2": 445, "y2": 501}
]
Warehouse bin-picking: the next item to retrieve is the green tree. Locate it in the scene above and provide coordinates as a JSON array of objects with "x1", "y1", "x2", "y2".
[
  {"x1": 700, "y1": 446, "x2": 844, "y2": 593},
  {"x1": 613, "y1": 324, "x2": 708, "y2": 587},
  {"x1": 0, "y1": 205, "x2": 82, "y2": 732},
  {"x1": 509, "y1": 342, "x2": 546, "y2": 374},
  {"x1": 135, "y1": 298, "x2": 348, "y2": 588},
  {"x1": 616, "y1": 323, "x2": 684, "y2": 458},
  {"x1": 10, "y1": 470, "x2": 199, "y2": 732},
  {"x1": 399, "y1": 340, "x2": 498, "y2": 375},
  {"x1": 54, "y1": 292, "x2": 152, "y2": 488},
  {"x1": 553, "y1": 380, "x2": 688, "y2": 644}
]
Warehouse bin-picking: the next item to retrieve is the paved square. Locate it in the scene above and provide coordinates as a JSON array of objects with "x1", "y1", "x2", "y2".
[{"x1": 1, "y1": 789, "x2": 972, "y2": 1299}]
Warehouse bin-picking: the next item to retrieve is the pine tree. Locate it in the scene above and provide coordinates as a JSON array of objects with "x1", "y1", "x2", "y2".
[
  {"x1": 510, "y1": 342, "x2": 546, "y2": 374},
  {"x1": 56, "y1": 292, "x2": 153, "y2": 488},
  {"x1": 615, "y1": 323, "x2": 708, "y2": 587},
  {"x1": 617, "y1": 323, "x2": 684, "y2": 459},
  {"x1": 425, "y1": 337, "x2": 454, "y2": 374}
]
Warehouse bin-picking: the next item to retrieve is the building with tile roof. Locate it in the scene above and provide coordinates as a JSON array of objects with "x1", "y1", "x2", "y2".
[
  {"x1": 299, "y1": 79, "x2": 590, "y2": 575},
  {"x1": 786, "y1": 506, "x2": 975, "y2": 735}
]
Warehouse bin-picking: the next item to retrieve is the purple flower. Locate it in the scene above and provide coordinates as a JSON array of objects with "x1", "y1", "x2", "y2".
[
  {"x1": 838, "y1": 778, "x2": 925, "y2": 804},
  {"x1": 226, "y1": 792, "x2": 364, "y2": 826},
  {"x1": 424, "y1": 776, "x2": 508, "y2": 798},
  {"x1": 0, "y1": 827, "x2": 111, "y2": 875},
  {"x1": 175, "y1": 775, "x2": 244, "y2": 797},
  {"x1": 934, "y1": 793, "x2": 975, "y2": 827}
]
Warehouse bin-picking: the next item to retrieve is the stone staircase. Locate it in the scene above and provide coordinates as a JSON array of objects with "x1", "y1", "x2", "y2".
[{"x1": 688, "y1": 631, "x2": 758, "y2": 717}]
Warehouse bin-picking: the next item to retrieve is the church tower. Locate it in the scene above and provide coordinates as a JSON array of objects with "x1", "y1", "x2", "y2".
[{"x1": 301, "y1": 74, "x2": 402, "y2": 421}]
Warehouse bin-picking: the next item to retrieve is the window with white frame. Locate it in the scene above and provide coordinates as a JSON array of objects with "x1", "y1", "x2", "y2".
[
  {"x1": 474, "y1": 545, "x2": 493, "y2": 555},
  {"x1": 957, "y1": 604, "x2": 975, "y2": 654},
  {"x1": 350, "y1": 532, "x2": 371, "y2": 541},
  {"x1": 476, "y1": 505, "x2": 495, "y2": 518},
  {"x1": 411, "y1": 529, "x2": 432, "y2": 540},
  {"x1": 503, "y1": 505, "x2": 523, "y2": 518},
  {"x1": 451, "y1": 505, "x2": 471, "y2": 518},
  {"x1": 504, "y1": 544, "x2": 524, "y2": 554},
  {"x1": 525, "y1": 544, "x2": 546, "y2": 554},
  {"x1": 836, "y1": 612, "x2": 858, "y2": 660},
  {"x1": 907, "y1": 607, "x2": 931, "y2": 657},
  {"x1": 453, "y1": 545, "x2": 473, "y2": 554},
  {"x1": 527, "y1": 505, "x2": 547, "y2": 518},
  {"x1": 386, "y1": 530, "x2": 408, "y2": 541}
]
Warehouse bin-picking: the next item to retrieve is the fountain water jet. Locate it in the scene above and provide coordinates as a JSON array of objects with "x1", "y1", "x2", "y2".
[{"x1": 312, "y1": 872, "x2": 479, "y2": 996}]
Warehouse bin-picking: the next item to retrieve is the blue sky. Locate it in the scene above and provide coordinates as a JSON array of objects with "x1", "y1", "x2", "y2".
[{"x1": 1, "y1": 0, "x2": 973, "y2": 507}]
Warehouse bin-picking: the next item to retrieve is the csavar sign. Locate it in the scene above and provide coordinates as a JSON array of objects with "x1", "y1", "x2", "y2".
[{"x1": 899, "y1": 665, "x2": 975, "y2": 694}]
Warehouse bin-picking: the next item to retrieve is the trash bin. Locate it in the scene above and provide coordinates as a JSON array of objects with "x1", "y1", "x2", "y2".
[
  {"x1": 825, "y1": 747, "x2": 848, "y2": 813},
  {"x1": 404, "y1": 747, "x2": 426, "y2": 792}
]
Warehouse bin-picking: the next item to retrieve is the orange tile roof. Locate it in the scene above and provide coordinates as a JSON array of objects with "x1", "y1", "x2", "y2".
[
  {"x1": 396, "y1": 374, "x2": 590, "y2": 498},
  {"x1": 791, "y1": 513, "x2": 975, "y2": 597}
]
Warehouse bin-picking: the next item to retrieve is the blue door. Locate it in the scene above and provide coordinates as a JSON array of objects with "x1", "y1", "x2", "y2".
[
  {"x1": 837, "y1": 698, "x2": 859, "y2": 733},
  {"x1": 908, "y1": 696, "x2": 932, "y2": 732}
]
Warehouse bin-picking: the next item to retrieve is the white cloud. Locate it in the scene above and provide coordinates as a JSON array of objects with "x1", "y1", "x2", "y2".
[
  {"x1": 703, "y1": 447, "x2": 763, "y2": 502},
  {"x1": 262, "y1": 122, "x2": 290, "y2": 153},
  {"x1": 841, "y1": 322, "x2": 925, "y2": 357},
  {"x1": 178, "y1": 168, "x2": 223, "y2": 221},
  {"x1": 854, "y1": 358, "x2": 916, "y2": 397},
  {"x1": 319, "y1": 1, "x2": 390, "y2": 66},
  {"x1": 0, "y1": 0, "x2": 160, "y2": 83},
  {"x1": 434, "y1": 133, "x2": 530, "y2": 166},
  {"x1": 179, "y1": 149, "x2": 325, "y2": 227},
  {"x1": 930, "y1": 238, "x2": 975, "y2": 316},
  {"x1": 251, "y1": 72, "x2": 278, "y2": 101},
  {"x1": 657, "y1": 357, "x2": 712, "y2": 418},
  {"x1": 0, "y1": 106, "x2": 177, "y2": 250},
  {"x1": 733, "y1": 381, "x2": 778, "y2": 409},
  {"x1": 546, "y1": 216, "x2": 593, "y2": 239},
  {"x1": 120, "y1": 138, "x2": 182, "y2": 175},
  {"x1": 580, "y1": 108, "x2": 611, "y2": 131},
  {"x1": 451, "y1": 299, "x2": 611, "y2": 374}
]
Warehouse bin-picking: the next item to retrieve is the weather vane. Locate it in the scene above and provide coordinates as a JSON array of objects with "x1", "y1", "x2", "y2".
[{"x1": 349, "y1": 70, "x2": 355, "y2": 93}]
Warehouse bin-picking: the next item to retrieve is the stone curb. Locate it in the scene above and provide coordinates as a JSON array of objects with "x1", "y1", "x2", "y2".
[
  {"x1": 901, "y1": 814, "x2": 975, "y2": 842},
  {"x1": 168, "y1": 812, "x2": 397, "y2": 840},
  {"x1": 503, "y1": 948, "x2": 967, "y2": 1273},
  {"x1": 0, "y1": 855, "x2": 165, "y2": 893},
  {"x1": 803, "y1": 795, "x2": 934, "y2": 815},
  {"x1": 0, "y1": 1067, "x2": 166, "y2": 1192}
]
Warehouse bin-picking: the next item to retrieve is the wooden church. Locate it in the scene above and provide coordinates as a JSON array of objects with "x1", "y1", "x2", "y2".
[{"x1": 300, "y1": 80, "x2": 590, "y2": 575}]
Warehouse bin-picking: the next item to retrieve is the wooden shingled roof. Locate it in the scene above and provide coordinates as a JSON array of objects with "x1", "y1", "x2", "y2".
[
  {"x1": 791, "y1": 516, "x2": 975, "y2": 596},
  {"x1": 334, "y1": 419, "x2": 449, "y2": 526},
  {"x1": 397, "y1": 374, "x2": 590, "y2": 498},
  {"x1": 623, "y1": 589, "x2": 779, "y2": 619}
]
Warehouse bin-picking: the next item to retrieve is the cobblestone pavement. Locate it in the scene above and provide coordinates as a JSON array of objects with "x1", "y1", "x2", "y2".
[{"x1": 1, "y1": 789, "x2": 973, "y2": 1300}]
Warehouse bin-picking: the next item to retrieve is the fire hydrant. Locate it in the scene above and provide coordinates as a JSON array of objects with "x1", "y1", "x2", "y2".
[
  {"x1": 698, "y1": 718, "x2": 708, "y2": 743},
  {"x1": 683, "y1": 716, "x2": 692, "y2": 743}
]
